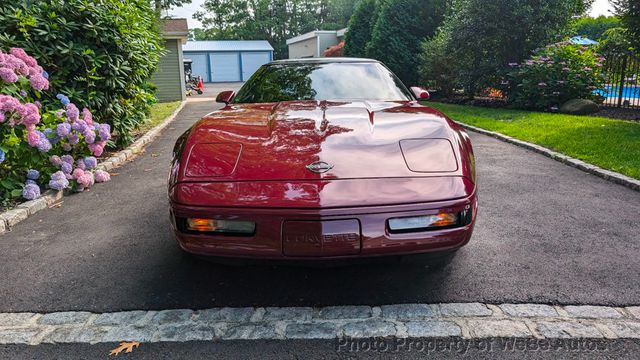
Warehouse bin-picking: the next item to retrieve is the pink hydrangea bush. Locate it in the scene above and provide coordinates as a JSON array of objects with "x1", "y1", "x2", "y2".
[{"x1": 0, "y1": 48, "x2": 112, "y2": 203}]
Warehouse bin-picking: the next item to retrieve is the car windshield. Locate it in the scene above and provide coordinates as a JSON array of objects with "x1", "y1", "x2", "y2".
[{"x1": 233, "y1": 62, "x2": 413, "y2": 103}]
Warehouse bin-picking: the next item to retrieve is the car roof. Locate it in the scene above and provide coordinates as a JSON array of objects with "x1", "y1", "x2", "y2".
[{"x1": 268, "y1": 57, "x2": 380, "y2": 65}]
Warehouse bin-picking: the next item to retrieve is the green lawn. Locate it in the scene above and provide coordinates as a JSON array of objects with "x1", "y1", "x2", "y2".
[
  {"x1": 426, "y1": 102, "x2": 640, "y2": 180},
  {"x1": 133, "y1": 101, "x2": 182, "y2": 136}
]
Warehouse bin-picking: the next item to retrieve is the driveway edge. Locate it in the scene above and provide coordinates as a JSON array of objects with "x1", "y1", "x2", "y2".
[
  {"x1": 0, "y1": 303, "x2": 638, "y2": 344},
  {"x1": 458, "y1": 122, "x2": 640, "y2": 192},
  {"x1": 0, "y1": 100, "x2": 187, "y2": 236}
]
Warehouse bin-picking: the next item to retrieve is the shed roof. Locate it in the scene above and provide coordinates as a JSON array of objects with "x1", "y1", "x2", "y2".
[{"x1": 183, "y1": 41, "x2": 274, "y2": 52}]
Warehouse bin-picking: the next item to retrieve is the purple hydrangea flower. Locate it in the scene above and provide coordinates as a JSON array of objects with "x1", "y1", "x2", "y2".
[
  {"x1": 0, "y1": 68, "x2": 18, "y2": 83},
  {"x1": 37, "y1": 133, "x2": 52, "y2": 152},
  {"x1": 0, "y1": 149, "x2": 5, "y2": 163},
  {"x1": 62, "y1": 143, "x2": 72, "y2": 151},
  {"x1": 57, "y1": 123, "x2": 71, "y2": 137},
  {"x1": 22, "y1": 183, "x2": 41, "y2": 200},
  {"x1": 83, "y1": 156, "x2": 97, "y2": 169},
  {"x1": 29, "y1": 74, "x2": 48, "y2": 91},
  {"x1": 61, "y1": 162, "x2": 73, "y2": 174},
  {"x1": 48, "y1": 171, "x2": 69, "y2": 191},
  {"x1": 98, "y1": 123, "x2": 111, "y2": 141},
  {"x1": 61, "y1": 155, "x2": 74, "y2": 164},
  {"x1": 67, "y1": 133, "x2": 79, "y2": 145},
  {"x1": 76, "y1": 159, "x2": 86, "y2": 170},
  {"x1": 25, "y1": 179, "x2": 36, "y2": 185},
  {"x1": 50, "y1": 155, "x2": 62, "y2": 166},
  {"x1": 71, "y1": 120, "x2": 87, "y2": 132},
  {"x1": 95, "y1": 170, "x2": 111, "y2": 183},
  {"x1": 84, "y1": 130, "x2": 96, "y2": 144},
  {"x1": 66, "y1": 103, "x2": 80, "y2": 122},
  {"x1": 26, "y1": 169, "x2": 39, "y2": 180}
]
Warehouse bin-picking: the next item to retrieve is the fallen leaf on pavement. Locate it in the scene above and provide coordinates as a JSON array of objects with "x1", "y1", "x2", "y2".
[
  {"x1": 109, "y1": 172, "x2": 120, "y2": 176},
  {"x1": 151, "y1": 153, "x2": 159, "y2": 157},
  {"x1": 109, "y1": 341, "x2": 140, "y2": 356},
  {"x1": 49, "y1": 201, "x2": 64, "y2": 209}
]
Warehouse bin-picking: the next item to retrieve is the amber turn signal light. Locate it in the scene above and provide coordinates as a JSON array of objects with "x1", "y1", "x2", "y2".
[
  {"x1": 187, "y1": 218, "x2": 217, "y2": 232},
  {"x1": 185, "y1": 218, "x2": 256, "y2": 235}
]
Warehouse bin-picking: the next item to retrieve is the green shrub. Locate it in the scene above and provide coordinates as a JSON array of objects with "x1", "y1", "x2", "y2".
[
  {"x1": 0, "y1": 0, "x2": 164, "y2": 147},
  {"x1": 419, "y1": 25, "x2": 458, "y2": 97},
  {"x1": 503, "y1": 43, "x2": 606, "y2": 111}
]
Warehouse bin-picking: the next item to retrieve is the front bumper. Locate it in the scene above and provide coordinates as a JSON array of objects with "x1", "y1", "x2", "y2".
[{"x1": 169, "y1": 192, "x2": 477, "y2": 261}]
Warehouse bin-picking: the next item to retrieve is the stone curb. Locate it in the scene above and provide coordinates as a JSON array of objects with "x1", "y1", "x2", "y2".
[
  {"x1": 457, "y1": 122, "x2": 640, "y2": 192},
  {"x1": 0, "y1": 101, "x2": 187, "y2": 236},
  {"x1": 0, "y1": 303, "x2": 638, "y2": 345}
]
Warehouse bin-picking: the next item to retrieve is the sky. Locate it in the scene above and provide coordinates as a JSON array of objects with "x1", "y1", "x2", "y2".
[{"x1": 169, "y1": 0, "x2": 617, "y2": 30}]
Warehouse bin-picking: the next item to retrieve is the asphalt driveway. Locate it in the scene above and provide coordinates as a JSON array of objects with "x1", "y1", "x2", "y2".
[{"x1": 0, "y1": 100, "x2": 639, "y2": 313}]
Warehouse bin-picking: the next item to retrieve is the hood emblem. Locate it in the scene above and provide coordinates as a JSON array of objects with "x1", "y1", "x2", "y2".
[{"x1": 306, "y1": 161, "x2": 334, "y2": 174}]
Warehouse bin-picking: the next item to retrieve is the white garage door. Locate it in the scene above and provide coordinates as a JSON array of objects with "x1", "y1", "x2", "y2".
[
  {"x1": 210, "y1": 53, "x2": 241, "y2": 82},
  {"x1": 241, "y1": 52, "x2": 271, "y2": 81}
]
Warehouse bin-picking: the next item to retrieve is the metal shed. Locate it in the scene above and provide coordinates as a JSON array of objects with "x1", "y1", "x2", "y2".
[{"x1": 183, "y1": 41, "x2": 274, "y2": 83}]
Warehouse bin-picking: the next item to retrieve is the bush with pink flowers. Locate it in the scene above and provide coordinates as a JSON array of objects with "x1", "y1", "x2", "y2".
[
  {"x1": 502, "y1": 43, "x2": 606, "y2": 111},
  {"x1": 0, "y1": 48, "x2": 112, "y2": 205}
]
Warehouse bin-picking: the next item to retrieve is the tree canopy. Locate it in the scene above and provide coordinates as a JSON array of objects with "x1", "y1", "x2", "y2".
[
  {"x1": 574, "y1": 16, "x2": 621, "y2": 41},
  {"x1": 421, "y1": 0, "x2": 590, "y2": 95},
  {"x1": 194, "y1": 0, "x2": 360, "y2": 59},
  {"x1": 613, "y1": 0, "x2": 640, "y2": 52}
]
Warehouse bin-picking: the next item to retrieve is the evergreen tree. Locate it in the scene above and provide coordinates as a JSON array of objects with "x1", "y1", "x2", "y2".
[
  {"x1": 343, "y1": 0, "x2": 379, "y2": 57},
  {"x1": 366, "y1": 0, "x2": 446, "y2": 85}
]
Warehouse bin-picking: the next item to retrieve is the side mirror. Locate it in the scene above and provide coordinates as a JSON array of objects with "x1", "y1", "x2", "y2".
[
  {"x1": 410, "y1": 87, "x2": 430, "y2": 101},
  {"x1": 216, "y1": 91, "x2": 236, "y2": 104}
]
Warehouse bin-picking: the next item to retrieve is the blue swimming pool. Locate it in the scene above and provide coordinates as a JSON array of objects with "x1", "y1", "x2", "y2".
[{"x1": 596, "y1": 85, "x2": 640, "y2": 99}]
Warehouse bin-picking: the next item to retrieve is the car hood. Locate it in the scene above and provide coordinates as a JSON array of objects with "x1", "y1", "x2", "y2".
[{"x1": 177, "y1": 100, "x2": 467, "y2": 182}]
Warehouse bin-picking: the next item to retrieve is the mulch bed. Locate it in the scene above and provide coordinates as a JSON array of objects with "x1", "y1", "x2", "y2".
[
  {"x1": 433, "y1": 96, "x2": 640, "y2": 122},
  {"x1": 590, "y1": 107, "x2": 640, "y2": 122}
]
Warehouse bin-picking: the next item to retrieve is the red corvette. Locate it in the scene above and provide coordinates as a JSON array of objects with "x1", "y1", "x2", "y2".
[{"x1": 169, "y1": 58, "x2": 477, "y2": 265}]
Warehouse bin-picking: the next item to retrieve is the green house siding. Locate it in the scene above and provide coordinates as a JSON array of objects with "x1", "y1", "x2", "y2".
[{"x1": 152, "y1": 39, "x2": 186, "y2": 102}]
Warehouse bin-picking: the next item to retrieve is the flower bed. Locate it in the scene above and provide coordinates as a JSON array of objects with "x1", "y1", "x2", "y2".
[{"x1": 0, "y1": 48, "x2": 111, "y2": 207}]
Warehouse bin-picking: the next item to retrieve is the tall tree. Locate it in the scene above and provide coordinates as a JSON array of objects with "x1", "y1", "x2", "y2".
[
  {"x1": 422, "y1": 0, "x2": 590, "y2": 95},
  {"x1": 366, "y1": 0, "x2": 446, "y2": 85},
  {"x1": 613, "y1": 0, "x2": 640, "y2": 51},
  {"x1": 343, "y1": 0, "x2": 379, "y2": 57}
]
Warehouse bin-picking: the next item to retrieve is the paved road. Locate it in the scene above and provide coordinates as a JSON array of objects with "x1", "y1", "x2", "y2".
[
  {"x1": 1, "y1": 99, "x2": 639, "y2": 313},
  {"x1": 3, "y1": 339, "x2": 640, "y2": 360}
]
